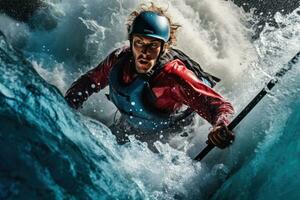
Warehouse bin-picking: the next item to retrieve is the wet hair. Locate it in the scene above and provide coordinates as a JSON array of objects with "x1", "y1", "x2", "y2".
[{"x1": 126, "y1": 2, "x2": 181, "y2": 50}]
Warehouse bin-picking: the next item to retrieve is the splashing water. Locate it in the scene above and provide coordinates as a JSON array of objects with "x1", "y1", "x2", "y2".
[{"x1": 0, "y1": 0, "x2": 300, "y2": 199}]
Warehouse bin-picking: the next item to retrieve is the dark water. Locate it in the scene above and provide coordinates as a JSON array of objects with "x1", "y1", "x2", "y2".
[{"x1": 0, "y1": 0, "x2": 300, "y2": 199}]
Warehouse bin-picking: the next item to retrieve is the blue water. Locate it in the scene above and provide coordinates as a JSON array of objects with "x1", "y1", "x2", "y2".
[
  {"x1": 0, "y1": 0, "x2": 300, "y2": 199},
  {"x1": 0, "y1": 32, "x2": 146, "y2": 199}
]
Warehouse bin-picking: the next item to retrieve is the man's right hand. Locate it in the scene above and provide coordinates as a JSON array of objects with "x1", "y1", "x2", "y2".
[
  {"x1": 64, "y1": 76, "x2": 96, "y2": 109},
  {"x1": 65, "y1": 94, "x2": 82, "y2": 109}
]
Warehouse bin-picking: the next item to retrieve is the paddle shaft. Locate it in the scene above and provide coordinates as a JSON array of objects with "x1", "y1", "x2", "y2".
[{"x1": 194, "y1": 51, "x2": 300, "y2": 161}]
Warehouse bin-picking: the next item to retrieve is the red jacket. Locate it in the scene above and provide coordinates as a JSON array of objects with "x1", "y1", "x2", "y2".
[{"x1": 65, "y1": 46, "x2": 234, "y2": 126}]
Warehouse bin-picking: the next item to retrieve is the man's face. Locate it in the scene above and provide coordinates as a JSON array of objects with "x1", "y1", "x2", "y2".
[{"x1": 132, "y1": 35, "x2": 162, "y2": 73}]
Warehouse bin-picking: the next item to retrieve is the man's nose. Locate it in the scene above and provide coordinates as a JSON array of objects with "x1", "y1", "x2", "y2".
[{"x1": 141, "y1": 45, "x2": 150, "y2": 54}]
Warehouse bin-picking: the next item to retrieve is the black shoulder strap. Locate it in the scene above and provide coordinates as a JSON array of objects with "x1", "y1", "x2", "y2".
[{"x1": 156, "y1": 48, "x2": 221, "y2": 87}]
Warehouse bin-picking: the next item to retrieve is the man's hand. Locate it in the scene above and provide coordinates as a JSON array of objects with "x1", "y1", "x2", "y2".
[{"x1": 207, "y1": 124, "x2": 234, "y2": 149}]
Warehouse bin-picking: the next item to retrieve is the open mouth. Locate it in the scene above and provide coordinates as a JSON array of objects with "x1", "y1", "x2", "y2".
[{"x1": 139, "y1": 60, "x2": 148, "y2": 65}]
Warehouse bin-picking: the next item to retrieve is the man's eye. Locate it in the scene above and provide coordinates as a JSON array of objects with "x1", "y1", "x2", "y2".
[
  {"x1": 150, "y1": 43, "x2": 159, "y2": 49},
  {"x1": 135, "y1": 40, "x2": 143, "y2": 46}
]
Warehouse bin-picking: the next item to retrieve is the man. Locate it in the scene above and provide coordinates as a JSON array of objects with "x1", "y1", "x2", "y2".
[{"x1": 65, "y1": 4, "x2": 235, "y2": 150}]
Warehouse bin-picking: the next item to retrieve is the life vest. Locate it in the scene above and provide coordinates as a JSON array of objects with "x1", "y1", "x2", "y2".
[{"x1": 108, "y1": 49, "x2": 219, "y2": 133}]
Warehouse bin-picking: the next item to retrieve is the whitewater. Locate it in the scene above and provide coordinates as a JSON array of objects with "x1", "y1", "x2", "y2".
[{"x1": 0, "y1": 0, "x2": 299, "y2": 199}]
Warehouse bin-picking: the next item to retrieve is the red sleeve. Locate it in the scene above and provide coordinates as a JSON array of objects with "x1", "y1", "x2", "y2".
[
  {"x1": 163, "y1": 59, "x2": 234, "y2": 126},
  {"x1": 65, "y1": 46, "x2": 129, "y2": 109}
]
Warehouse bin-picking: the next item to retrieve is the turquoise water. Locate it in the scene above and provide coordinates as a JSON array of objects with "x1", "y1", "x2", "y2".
[
  {"x1": 213, "y1": 99, "x2": 300, "y2": 200},
  {"x1": 0, "y1": 0, "x2": 299, "y2": 199}
]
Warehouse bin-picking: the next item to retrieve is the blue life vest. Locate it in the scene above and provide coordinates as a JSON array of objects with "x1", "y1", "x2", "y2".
[{"x1": 108, "y1": 50, "x2": 217, "y2": 133}]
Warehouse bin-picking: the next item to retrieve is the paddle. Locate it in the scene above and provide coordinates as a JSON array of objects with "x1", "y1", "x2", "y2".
[{"x1": 194, "y1": 51, "x2": 300, "y2": 161}]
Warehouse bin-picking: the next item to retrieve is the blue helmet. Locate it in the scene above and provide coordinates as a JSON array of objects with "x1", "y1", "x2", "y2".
[{"x1": 129, "y1": 11, "x2": 170, "y2": 43}]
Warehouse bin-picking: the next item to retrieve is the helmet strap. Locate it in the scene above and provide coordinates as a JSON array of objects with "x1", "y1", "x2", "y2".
[{"x1": 158, "y1": 42, "x2": 165, "y2": 57}]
